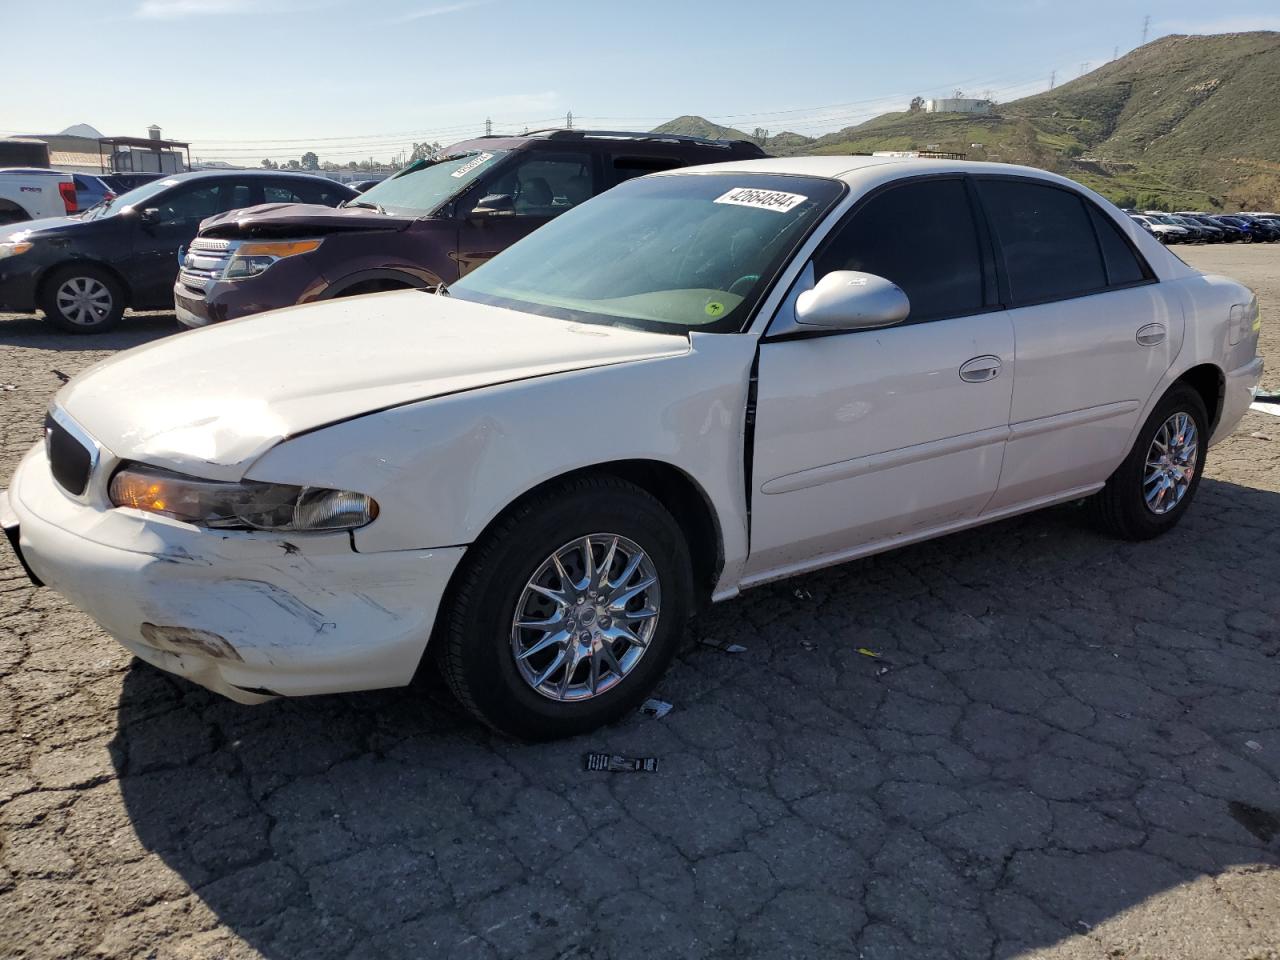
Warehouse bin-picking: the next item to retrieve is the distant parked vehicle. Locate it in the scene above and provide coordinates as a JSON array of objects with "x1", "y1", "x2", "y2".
[
  {"x1": 0, "y1": 170, "x2": 358, "y2": 332},
  {"x1": 1204, "y1": 217, "x2": 1247, "y2": 242},
  {"x1": 174, "y1": 129, "x2": 769, "y2": 328},
  {"x1": 1166, "y1": 215, "x2": 1211, "y2": 243},
  {"x1": 0, "y1": 168, "x2": 76, "y2": 225},
  {"x1": 1226, "y1": 215, "x2": 1280, "y2": 242},
  {"x1": 100, "y1": 172, "x2": 166, "y2": 194},
  {"x1": 348, "y1": 179, "x2": 384, "y2": 193},
  {"x1": 1174, "y1": 213, "x2": 1227, "y2": 243},
  {"x1": 1216, "y1": 215, "x2": 1274, "y2": 243},
  {"x1": 1130, "y1": 214, "x2": 1187, "y2": 243},
  {"x1": 72, "y1": 174, "x2": 114, "y2": 212}
]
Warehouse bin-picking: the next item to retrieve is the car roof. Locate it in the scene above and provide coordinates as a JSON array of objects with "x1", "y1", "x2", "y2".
[
  {"x1": 152, "y1": 169, "x2": 348, "y2": 183},
  {"x1": 666, "y1": 155, "x2": 1102, "y2": 189}
]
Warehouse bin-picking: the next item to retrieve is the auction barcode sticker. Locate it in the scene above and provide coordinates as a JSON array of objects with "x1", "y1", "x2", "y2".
[
  {"x1": 452, "y1": 152, "x2": 494, "y2": 178},
  {"x1": 714, "y1": 187, "x2": 808, "y2": 213}
]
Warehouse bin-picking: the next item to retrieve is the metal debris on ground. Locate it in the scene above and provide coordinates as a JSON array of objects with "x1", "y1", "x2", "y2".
[
  {"x1": 699, "y1": 635, "x2": 747, "y2": 653},
  {"x1": 585, "y1": 753, "x2": 659, "y2": 773},
  {"x1": 792, "y1": 587, "x2": 813, "y2": 600},
  {"x1": 1246, "y1": 740, "x2": 1263, "y2": 752},
  {"x1": 639, "y1": 698, "x2": 673, "y2": 719}
]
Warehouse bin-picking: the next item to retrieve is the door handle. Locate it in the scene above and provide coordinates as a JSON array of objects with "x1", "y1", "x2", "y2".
[
  {"x1": 959, "y1": 355, "x2": 1002, "y2": 383},
  {"x1": 1136, "y1": 322, "x2": 1166, "y2": 346}
]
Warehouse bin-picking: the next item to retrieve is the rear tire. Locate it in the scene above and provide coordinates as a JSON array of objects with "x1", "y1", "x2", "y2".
[
  {"x1": 39, "y1": 264, "x2": 125, "y2": 333},
  {"x1": 437, "y1": 475, "x2": 693, "y2": 740},
  {"x1": 1089, "y1": 384, "x2": 1208, "y2": 540}
]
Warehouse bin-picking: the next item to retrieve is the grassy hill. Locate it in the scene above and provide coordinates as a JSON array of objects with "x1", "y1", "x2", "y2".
[{"x1": 653, "y1": 32, "x2": 1280, "y2": 210}]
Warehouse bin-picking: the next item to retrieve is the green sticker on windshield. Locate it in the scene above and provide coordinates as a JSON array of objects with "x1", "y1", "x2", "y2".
[{"x1": 705, "y1": 301, "x2": 725, "y2": 317}]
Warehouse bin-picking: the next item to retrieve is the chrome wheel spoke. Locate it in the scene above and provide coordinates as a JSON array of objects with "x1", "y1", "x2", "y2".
[
  {"x1": 510, "y1": 532, "x2": 661, "y2": 703},
  {"x1": 1142, "y1": 412, "x2": 1200, "y2": 516}
]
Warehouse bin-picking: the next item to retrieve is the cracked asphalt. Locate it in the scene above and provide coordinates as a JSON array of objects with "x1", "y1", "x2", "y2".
[{"x1": 2, "y1": 246, "x2": 1280, "y2": 960}]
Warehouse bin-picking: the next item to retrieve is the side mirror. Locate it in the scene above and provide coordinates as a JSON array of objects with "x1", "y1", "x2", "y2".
[
  {"x1": 139, "y1": 207, "x2": 160, "y2": 224},
  {"x1": 471, "y1": 193, "x2": 514, "y2": 217},
  {"x1": 795, "y1": 270, "x2": 909, "y2": 330}
]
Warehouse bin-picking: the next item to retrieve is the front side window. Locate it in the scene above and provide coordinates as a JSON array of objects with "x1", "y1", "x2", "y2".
[
  {"x1": 355, "y1": 149, "x2": 509, "y2": 216},
  {"x1": 978, "y1": 179, "x2": 1106, "y2": 305},
  {"x1": 814, "y1": 178, "x2": 985, "y2": 322},
  {"x1": 152, "y1": 184, "x2": 227, "y2": 223},
  {"x1": 474, "y1": 152, "x2": 594, "y2": 216},
  {"x1": 609, "y1": 155, "x2": 684, "y2": 187},
  {"x1": 449, "y1": 173, "x2": 844, "y2": 333}
]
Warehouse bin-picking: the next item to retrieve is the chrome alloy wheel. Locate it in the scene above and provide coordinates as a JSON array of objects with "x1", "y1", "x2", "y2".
[
  {"x1": 55, "y1": 276, "x2": 113, "y2": 326},
  {"x1": 1143, "y1": 412, "x2": 1199, "y2": 515},
  {"x1": 510, "y1": 533, "x2": 661, "y2": 702}
]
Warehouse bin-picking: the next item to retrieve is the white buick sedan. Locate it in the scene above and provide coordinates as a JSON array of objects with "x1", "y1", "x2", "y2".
[{"x1": 3, "y1": 157, "x2": 1263, "y2": 738}]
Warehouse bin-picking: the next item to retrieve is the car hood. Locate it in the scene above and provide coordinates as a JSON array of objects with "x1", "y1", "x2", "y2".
[
  {"x1": 0, "y1": 215, "x2": 85, "y2": 241},
  {"x1": 55, "y1": 290, "x2": 690, "y2": 479},
  {"x1": 199, "y1": 202, "x2": 417, "y2": 239}
]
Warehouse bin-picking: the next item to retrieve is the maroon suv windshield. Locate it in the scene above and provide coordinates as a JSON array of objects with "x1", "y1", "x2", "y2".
[{"x1": 354, "y1": 150, "x2": 508, "y2": 216}]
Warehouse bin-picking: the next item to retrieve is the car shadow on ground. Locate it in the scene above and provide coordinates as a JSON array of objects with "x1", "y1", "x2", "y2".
[
  {"x1": 108, "y1": 477, "x2": 1280, "y2": 959},
  {"x1": 0, "y1": 311, "x2": 181, "y2": 352}
]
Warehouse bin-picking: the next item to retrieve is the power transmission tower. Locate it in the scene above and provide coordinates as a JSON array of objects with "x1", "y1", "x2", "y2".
[
  {"x1": 1142, "y1": 14, "x2": 1150, "y2": 45},
  {"x1": 1079, "y1": 61, "x2": 1089, "y2": 77},
  {"x1": 484, "y1": 117, "x2": 492, "y2": 136},
  {"x1": 1049, "y1": 70, "x2": 1056, "y2": 89},
  {"x1": 565, "y1": 110, "x2": 574, "y2": 130},
  {"x1": 1113, "y1": 45, "x2": 1119, "y2": 60}
]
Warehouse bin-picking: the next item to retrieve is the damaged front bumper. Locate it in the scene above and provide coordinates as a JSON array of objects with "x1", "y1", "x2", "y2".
[{"x1": 7, "y1": 444, "x2": 465, "y2": 703}]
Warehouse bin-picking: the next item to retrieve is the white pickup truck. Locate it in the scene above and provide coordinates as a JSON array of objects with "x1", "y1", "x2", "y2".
[{"x1": 0, "y1": 168, "x2": 77, "y2": 226}]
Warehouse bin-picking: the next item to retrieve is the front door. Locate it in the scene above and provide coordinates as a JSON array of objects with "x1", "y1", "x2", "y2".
[
  {"x1": 128, "y1": 179, "x2": 258, "y2": 306},
  {"x1": 746, "y1": 177, "x2": 1015, "y2": 580},
  {"x1": 974, "y1": 177, "x2": 1181, "y2": 511},
  {"x1": 454, "y1": 151, "x2": 596, "y2": 276}
]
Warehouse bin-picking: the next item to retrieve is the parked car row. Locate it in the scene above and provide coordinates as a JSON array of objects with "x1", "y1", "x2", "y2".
[
  {"x1": 1127, "y1": 209, "x2": 1280, "y2": 243},
  {"x1": 0, "y1": 131, "x2": 767, "y2": 333},
  {"x1": 3, "y1": 151, "x2": 1264, "y2": 737}
]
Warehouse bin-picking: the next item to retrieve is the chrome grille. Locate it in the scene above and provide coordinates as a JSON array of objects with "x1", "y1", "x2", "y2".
[{"x1": 179, "y1": 237, "x2": 239, "y2": 295}]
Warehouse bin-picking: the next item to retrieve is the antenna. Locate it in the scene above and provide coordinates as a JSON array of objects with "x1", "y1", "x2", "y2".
[
  {"x1": 484, "y1": 117, "x2": 492, "y2": 136},
  {"x1": 1079, "y1": 61, "x2": 1090, "y2": 77},
  {"x1": 1142, "y1": 14, "x2": 1150, "y2": 45}
]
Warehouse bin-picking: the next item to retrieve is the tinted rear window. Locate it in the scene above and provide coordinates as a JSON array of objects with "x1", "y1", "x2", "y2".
[
  {"x1": 1087, "y1": 203, "x2": 1150, "y2": 287},
  {"x1": 979, "y1": 179, "x2": 1106, "y2": 305}
]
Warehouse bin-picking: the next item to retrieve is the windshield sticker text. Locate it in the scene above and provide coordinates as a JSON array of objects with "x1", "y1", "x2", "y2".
[
  {"x1": 451, "y1": 153, "x2": 494, "y2": 178},
  {"x1": 714, "y1": 187, "x2": 807, "y2": 213}
]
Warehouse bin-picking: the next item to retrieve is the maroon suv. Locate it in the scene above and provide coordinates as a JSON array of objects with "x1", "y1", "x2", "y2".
[{"x1": 173, "y1": 129, "x2": 767, "y2": 327}]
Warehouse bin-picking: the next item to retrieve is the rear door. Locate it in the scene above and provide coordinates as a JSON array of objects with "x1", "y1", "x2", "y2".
[
  {"x1": 454, "y1": 150, "x2": 597, "y2": 276},
  {"x1": 746, "y1": 176, "x2": 1015, "y2": 578},
  {"x1": 976, "y1": 177, "x2": 1179, "y2": 511}
]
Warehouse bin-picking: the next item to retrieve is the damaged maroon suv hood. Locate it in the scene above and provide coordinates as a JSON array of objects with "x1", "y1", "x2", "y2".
[{"x1": 199, "y1": 202, "x2": 417, "y2": 239}]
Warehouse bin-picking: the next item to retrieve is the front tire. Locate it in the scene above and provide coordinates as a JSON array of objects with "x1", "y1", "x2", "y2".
[
  {"x1": 437, "y1": 475, "x2": 693, "y2": 740},
  {"x1": 39, "y1": 265, "x2": 125, "y2": 333},
  {"x1": 1090, "y1": 384, "x2": 1208, "y2": 540}
]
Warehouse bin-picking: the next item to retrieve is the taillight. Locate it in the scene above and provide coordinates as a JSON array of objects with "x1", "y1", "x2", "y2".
[{"x1": 58, "y1": 181, "x2": 77, "y2": 214}]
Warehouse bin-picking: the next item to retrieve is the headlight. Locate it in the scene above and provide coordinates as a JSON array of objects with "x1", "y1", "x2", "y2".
[
  {"x1": 108, "y1": 463, "x2": 378, "y2": 532},
  {"x1": 223, "y1": 239, "x2": 322, "y2": 280},
  {"x1": 0, "y1": 241, "x2": 33, "y2": 259}
]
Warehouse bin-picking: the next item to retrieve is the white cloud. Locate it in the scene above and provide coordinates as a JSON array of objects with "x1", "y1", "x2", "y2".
[
  {"x1": 134, "y1": 0, "x2": 252, "y2": 17},
  {"x1": 1154, "y1": 15, "x2": 1280, "y2": 36},
  {"x1": 395, "y1": 0, "x2": 494, "y2": 23},
  {"x1": 134, "y1": 0, "x2": 325, "y2": 17}
]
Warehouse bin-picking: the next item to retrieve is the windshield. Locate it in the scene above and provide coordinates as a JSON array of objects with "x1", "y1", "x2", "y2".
[
  {"x1": 82, "y1": 176, "x2": 183, "y2": 220},
  {"x1": 449, "y1": 173, "x2": 845, "y2": 333},
  {"x1": 353, "y1": 150, "x2": 508, "y2": 216}
]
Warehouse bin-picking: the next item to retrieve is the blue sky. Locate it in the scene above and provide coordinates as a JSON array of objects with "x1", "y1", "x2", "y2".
[{"x1": 4, "y1": 0, "x2": 1280, "y2": 165}]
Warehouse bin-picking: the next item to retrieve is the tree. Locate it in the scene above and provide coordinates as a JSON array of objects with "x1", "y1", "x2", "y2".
[
  {"x1": 908, "y1": 96, "x2": 925, "y2": 113},
  {"x1": 301, "y1": 151, "x2": 319, "y2": 170},
  {"x1": 260, "y1": 158, "x2": 278, "y2": 169},
  {"x1": 752, "y1": 127, "x2": 769, "y2": 146},
  {"x1": 409, "y1": 141, "x2": 443, "y2": 163},
  {"x1": 284, "y1": 159, "x2": 302, "y2": 170}
]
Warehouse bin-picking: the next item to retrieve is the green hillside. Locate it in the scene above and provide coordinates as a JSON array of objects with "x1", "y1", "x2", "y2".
[{"x1": 653, "y1": 32, "x2": 1280, "y2": 210}]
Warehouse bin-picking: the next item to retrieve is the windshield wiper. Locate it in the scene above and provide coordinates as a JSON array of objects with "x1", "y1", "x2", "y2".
[{"x1": 342, "y1": 199, "x2": 386, "y2": 214}]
